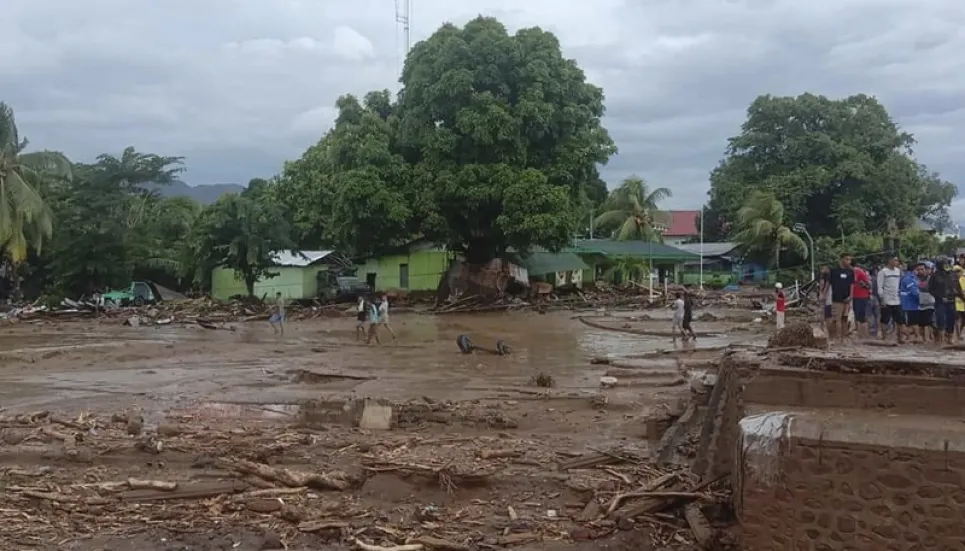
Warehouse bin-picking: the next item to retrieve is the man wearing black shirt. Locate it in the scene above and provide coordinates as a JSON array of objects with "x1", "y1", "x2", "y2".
[{"x1": 824, "y1": 254, "x2": 855, "y2": 341}]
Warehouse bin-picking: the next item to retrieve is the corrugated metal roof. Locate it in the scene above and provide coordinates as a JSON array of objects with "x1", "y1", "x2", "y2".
[
  {"x1": 568, "y1": 239, "x2": 698, "y2": 260},
  {"x1": 519, "y1": 252, "x2": 590, "y2": 276},
  {"x1": 675, "y1": 242, "x2": 740, "y2": 257},
  {"x1": 271, "y1": 250, "x2": 333, "y2": 267}
]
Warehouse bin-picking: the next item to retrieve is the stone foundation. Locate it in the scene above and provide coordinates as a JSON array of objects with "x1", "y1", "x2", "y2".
[
  {"x1": 736, "y1": 411, "x2": 965, "y2": 550},
  {"x1": 695, "y1": 349, "x2": 965, "y2": 550}
]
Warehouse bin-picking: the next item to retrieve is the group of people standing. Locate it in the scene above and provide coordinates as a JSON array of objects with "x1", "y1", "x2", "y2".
[
  {"x1": 819, "y1": 253, "x2": 965, "y2": 344},
  {"x1": 356, "y1": 294, "x2": 395, "y2": 344}
]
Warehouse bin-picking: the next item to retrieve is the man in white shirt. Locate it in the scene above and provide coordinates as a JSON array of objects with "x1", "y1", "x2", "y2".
[
  {"x1": 876, "y1": 256, "x2": 903, "y2": 341},
  {"x1": 378, "y1": 295, "x2": 396, "y2": 340}
]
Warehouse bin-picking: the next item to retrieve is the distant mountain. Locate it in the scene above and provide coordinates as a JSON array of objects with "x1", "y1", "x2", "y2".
[{"x1": 144, "y1": 180, "x2": 246, "y2": 204}]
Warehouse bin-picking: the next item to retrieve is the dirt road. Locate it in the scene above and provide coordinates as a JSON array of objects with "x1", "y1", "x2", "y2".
[{"x1": 0, "y1": 310, "x2": 756, "y2": 550}]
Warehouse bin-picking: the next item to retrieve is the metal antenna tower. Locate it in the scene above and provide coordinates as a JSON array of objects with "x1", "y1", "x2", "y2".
[{"x1": 395, "y1": 0, "x2": 411, "y2": 54}]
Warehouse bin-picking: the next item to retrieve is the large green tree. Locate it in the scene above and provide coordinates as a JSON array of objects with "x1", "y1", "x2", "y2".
[
  {"x1": 184, "y1": 194, "x2": 294, "y2": 296},
  {"x1": 281, "y1": 17, "x2": 616, "y2": 262},
  {"x1": 44, "y1": 148, "x2": 188, "y2": 296},
  {"x1": 398, "y1": 17, "x2": 616, "y2": 262},
  {"x1": 705, "y1": 93, "x2": 956, "y2": 240},
  {"x1": 0, "y1": 103, "x2": 72, "y2": 266},
  {"x1": 594, "y1": 176, "x2": 672, "y2": 241}
]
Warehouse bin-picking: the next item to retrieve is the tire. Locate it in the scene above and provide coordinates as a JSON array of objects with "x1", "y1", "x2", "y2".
[
  {"x1": 133, "y1": 297, "x2": 145, "y2": 307},
  {"x1": 495, "y1": 340, "x2": 510, "y2": 355},
  {"x1": 457, "y1": 334, "x2": 474, "y2": 353}
]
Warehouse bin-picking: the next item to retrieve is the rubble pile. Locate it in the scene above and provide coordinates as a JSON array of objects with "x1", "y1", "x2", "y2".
[
  {"x1": 0, "y1": 405, "x2": 736, "y2": 549},
  {"x1": 2, "y1": 297, "x2": 354, "y2": 327}
]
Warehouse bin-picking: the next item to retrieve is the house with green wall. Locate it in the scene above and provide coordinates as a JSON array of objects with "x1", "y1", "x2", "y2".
[
  {"x1": 566, "y1": 239, "x2": 698, "y2": 284},
  {"x1": 211, "y1": 250, "x2": 337, "y2": 300},
  {"x1": 357, "y1": 241, "x2": 452, "y2": 292}
]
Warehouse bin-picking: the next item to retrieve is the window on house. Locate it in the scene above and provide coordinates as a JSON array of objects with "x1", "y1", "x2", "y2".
[{"x1": 399, "y1": 263, "x2": 409, "y2": 289}]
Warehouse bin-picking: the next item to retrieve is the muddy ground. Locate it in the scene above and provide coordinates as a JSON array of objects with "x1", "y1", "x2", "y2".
[{"x1": 0, "y1": 309, "x2": 759, "y2": 550}]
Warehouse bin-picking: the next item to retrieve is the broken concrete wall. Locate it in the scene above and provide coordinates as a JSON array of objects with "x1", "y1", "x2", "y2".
[
  {"x1": 691, "y1": 350, "x2": 750, "y2": 481},
  {"x1": 736, "y1": 412, "x2": 965, "y2": 549}
]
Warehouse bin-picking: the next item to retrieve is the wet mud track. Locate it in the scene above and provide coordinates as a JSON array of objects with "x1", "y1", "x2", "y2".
[{"x1": 0, "y1": 310, "x2": 754, "y2": 550}]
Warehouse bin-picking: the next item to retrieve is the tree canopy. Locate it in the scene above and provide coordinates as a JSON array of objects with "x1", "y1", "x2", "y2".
[
  {"x1": 275, "y1": 17, "x2": 616, "y2": 262},
  {"x1": 705, "y1": 93, "x2": 956, "y2": 241}
]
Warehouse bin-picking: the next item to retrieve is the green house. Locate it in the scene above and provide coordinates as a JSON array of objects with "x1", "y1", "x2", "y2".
[
  {"x1": 357, "y1": 242, "x2": 452, "y2": 292},
  {"x1": 566, "y1": 239, "x2": 698, "y2": 284},
  {"x1": 517, "y1": 252, "x2": 591, "y2": 287},
  {"x1": 211, "y1": 250, "x2": 336, "y2": 300}
]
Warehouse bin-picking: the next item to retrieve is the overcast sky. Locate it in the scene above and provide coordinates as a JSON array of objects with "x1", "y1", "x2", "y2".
[{"x1": 5, "y1": 0, "x2": 965, "y2": 210}]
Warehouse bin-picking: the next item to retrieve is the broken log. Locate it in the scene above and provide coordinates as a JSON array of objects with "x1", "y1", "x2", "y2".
[
  {"x1": 127, "y1": 478, "x2": 177, "y2": 491},
  {"x1": 120, "y1": 480, "x2": 246, "y2": 502}
]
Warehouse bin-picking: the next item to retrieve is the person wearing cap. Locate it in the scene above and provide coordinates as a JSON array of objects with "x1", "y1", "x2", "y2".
[
  {"x1": 774, "y1": 282, "x2": 786, "y2": 330},
  {"x1": 931, "y1": 258, "x2": 965, "y2": 344}
]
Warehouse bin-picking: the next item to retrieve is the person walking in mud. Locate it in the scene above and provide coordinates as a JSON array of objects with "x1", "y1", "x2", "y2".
[
  {"x1": 355, "y1": 295, "x2": 367, "y2": 341},
  {"x1": 269, "y1": 292, "x2": 286, "y2": 335},
  {"x1": 377, "y1": 294, "x2": 396, "y2": 341},
  {"x1": 365, "y1": 297, "x2": 382, "y2": 345},
  {"x1": 682, "y1": 288, "x2": 697, "y2": 341},
  {"x1": 671, "y1": 292, "x2": 685, "y2": 343}
]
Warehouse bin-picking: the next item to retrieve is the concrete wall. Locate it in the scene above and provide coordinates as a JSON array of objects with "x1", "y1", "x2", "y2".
[
  {"x1": 211, "y1": 266, "x2": 320, "y2": 300},
  {"x1": 715, "y1": 352, "x2": 965, "y2": 550},
  {"x1": 737, "y1": 413, "x2": 965, "y2": 550}
]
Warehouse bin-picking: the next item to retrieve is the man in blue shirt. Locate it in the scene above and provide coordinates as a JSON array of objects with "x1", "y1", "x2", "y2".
[{"x1": 899, "y1": 263, "x2": 921, "y2": 343}]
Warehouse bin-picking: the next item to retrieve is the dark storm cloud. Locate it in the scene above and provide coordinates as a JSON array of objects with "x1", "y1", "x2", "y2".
[{"x1": 6, "y1": 0, "x2": 965, "y2": 209}]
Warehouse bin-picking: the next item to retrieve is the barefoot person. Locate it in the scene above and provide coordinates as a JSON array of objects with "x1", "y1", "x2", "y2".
[
  {"x1": 378, "y1": 294, "x2": 396, "y2": 340},
  {"x1": 365, "y1": 298, "x2": 382, "y2": 345},
  {"x1": 852, "y1": 263, "x2": 872, "y2": 338},
  {"x1": 877, "y1": 256, "x2": 903, "y2": 343},
  {"x1": 682, "y1": 289, "x2": 697, "y2": 341},
  {"x1": 269, "y1": 292, "x2": 286, "y2": 335},
  {"x1": 671, "y1": 292, "x2": 685, "y2": 342},
  {"x1": 828, "y1": 254, "x2": 855, "y2": 342},
  {"x1": 774, "y1": 282, "x2": 786, "y2": 330},
  {"x1": 899, "y1": 263, "x2": 921, "y2": 343},
  {"x1": 355, "y1": 295, "x2": 367, "y2": 341}
]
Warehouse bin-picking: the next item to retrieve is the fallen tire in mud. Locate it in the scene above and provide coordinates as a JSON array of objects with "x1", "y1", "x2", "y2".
[
  {"x1": 457, "y1": 334, "x2": 474, "y2": 353},
  {"x1": 495, "y1": 340, "x2": 510, "y2": 355}
]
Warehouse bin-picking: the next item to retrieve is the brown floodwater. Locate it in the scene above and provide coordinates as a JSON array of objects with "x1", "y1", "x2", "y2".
[{"x1": 0, "y1": 310, "x2": 761, "y2": 419}]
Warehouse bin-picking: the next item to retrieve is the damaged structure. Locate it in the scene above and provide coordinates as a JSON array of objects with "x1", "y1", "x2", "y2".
[{"x1": 678, "y1": 344, "x2": 965, "y2": 549}]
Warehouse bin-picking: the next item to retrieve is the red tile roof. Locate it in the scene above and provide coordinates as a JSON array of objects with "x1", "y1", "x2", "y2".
[{"x1": 663, "y1": 210, "x2": 700, "y2": 236}]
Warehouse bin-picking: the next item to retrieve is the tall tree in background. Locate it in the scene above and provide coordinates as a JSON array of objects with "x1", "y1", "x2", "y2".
[
  {"x1": 45, "y1": 149, "x2": 189, "y2": 295},
  {"x1": 185, "y1": 194, "x2": 294, "y2": 296},
  {"x1": 704, "y1": 93, "x2": 956, "y2": 240},
  {"x1": 594, "y1": 176, "x2": 672, "y2": 241},
  {"x1": 398, "y1": 17, "x2": 616, "y2": 262},
  {"x1": 733, "y1": 191, "x2": 807, "y2": 269},
  {"x1": 0, "y1": 103, "x2": 71, "y2": 265}
]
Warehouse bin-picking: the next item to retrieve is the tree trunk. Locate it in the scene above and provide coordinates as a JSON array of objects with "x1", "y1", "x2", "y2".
[{"x1": 245, "y1": 275, "x2": 256, "y2": 297}]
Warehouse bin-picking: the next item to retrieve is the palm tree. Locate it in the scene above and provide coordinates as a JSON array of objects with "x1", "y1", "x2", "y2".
[
  {"x1": 733, "y1": 191, "x2": 807, "y2": 268},
  {"x1": 0, "y1": 103, "x2": 72, "y2": 293},
  {"x1": 594, "y1": 176, "x2": 672, "y2": 241}
]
